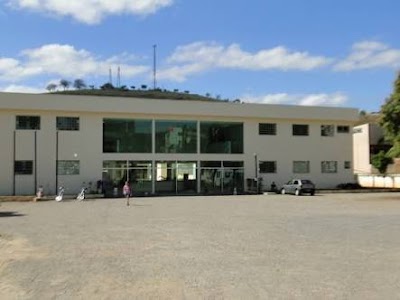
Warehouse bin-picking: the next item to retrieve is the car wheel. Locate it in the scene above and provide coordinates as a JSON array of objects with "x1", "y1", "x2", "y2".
[
  {"x1": 281, "y1": 188, "x2": 286, "y2": 195},
  {"x1": 295, "y1": 189, "x2": 301, "y2": 196},
  {"x1": 310, "y1": 190, "x2": 315, "y2": 196}
]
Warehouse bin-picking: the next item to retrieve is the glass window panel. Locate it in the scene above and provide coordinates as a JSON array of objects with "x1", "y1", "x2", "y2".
[
  {"x1": 16, "y1": 116, "x2": 40, "y2": 130},
  {"x1": 58, "y1": 160, "x2": 80, "y2": 175},
  {"x1": 259, "y1": 123, "x2": 276, "y2": 135},
  {"x1": 57, "y1": 117, "x2": 80, "y2": 131},
  {"x1": 14, "y1": 160, "x2": 33, "y2": 175},
  {"x1": 201, "y1": 161, "x2": 222, "y2": 168},
  {"x1": 292, "y1": 124, "x2": 309, "y2": 136},
  {"x1": 321, "y1": 125, "x2": 334, "y2": 137},
  {"x1": 200, "y1": 122, "x2": 243, "y2": 153},
  {"x1": 155, "y1": 120, "x2": 197, "y2": 153},
  {"x1": 344, "y1": 161, "x2": 351, "y2": 169},
  {"x1": 103, "y1": 119, "x2": 152, "y2": 153},
  {"x1": 293, "y1": 161, "x2": 310, "y2": 173},
  {"x1": 103, "y1": 161, "x2": 128, "y2": 169},
  {"x1": 321, "y1": 161, "x2": 338, "y2": 173},
  {"x1": 337, "y1": 125, "x2": 350, "y2": 133},
  {"x1": 223, "y1": 161, "x2": 244, "y2": 167},
  {"x1": 259, "y1": 161, "x2": 276, "y2": 173}
]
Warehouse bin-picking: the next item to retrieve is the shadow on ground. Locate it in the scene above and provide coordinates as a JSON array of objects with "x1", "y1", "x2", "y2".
[{"x1": 0, "y1": 211, "x2": 25, "y2": 217}]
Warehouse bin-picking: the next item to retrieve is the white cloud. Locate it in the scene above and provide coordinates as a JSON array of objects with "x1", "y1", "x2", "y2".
[
  {"x1": 0, "y1": 44, "x2": 150, "y2": 82},
  {"x1": 0, "y1": 84, "x2": 45, "y2": 93},
  {"x1": 158, "y1": 42, "x2": 332, "y2": 81},
  {"x1": 8, "y1": 0, "x2": 174, "y2": 24},
  {"x1": 334, "y1": 41, "x2": 400, "y2": 71},
  {"x1": 241, "y1": 92, "x2": 348, "y2": 107}
]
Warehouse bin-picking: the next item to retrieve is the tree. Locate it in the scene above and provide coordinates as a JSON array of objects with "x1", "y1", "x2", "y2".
[
  {"x1": 46, "y1": 83, "x2": 57, "y2": 92},
  {"x1": 59, "y1": 79, "x2": 71, "y2": 91},
  {"x1": 100, "y1": 83, "x2": 114, "y2": 90},
  {"x1": 141, "y1": 84, "x2": 147, "y2": 90},
  {"x1": 371, "y1": 151, "x2": 393, "y2": 174},
  {"x1": 380, "y1": 72, "x2": 400, "y2": 157},
  {"x1": 73, "y1": 79, "x2": 86, "y2": 90}
]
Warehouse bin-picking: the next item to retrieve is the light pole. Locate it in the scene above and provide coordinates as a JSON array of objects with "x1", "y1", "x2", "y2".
[{"x1": 254, "y1": 153, "x2": 258, "y2": 193}]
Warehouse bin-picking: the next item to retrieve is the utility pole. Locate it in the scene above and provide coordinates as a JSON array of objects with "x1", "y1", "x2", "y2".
[{"x1": 153, "y1": 44, "x2": 157, "y2": 90}]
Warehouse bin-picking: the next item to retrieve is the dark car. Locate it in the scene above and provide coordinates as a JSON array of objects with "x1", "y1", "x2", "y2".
[{"x1": 280, "y1": 179, "x2": 315, "y2": 196}]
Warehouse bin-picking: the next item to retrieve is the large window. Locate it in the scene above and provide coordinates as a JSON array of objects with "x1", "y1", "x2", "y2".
[
  {"x1": 16, "y1": 116, "x2": 40, "y2": 130},
  {"x1": 321, "y1": 161, "x2": 337, "y2": 173},
  {"x1": 14, "y1": 161, "x2": 33, "y2": 175},
  {"x1": 200, "y1": 161, "x2": 244, "y2": 194},
  {"x1": 292, "y1": 124, "x2": 309, "y2": 136},
  {"x1": 58, "y1": 160, "x2": 80, "y2": 175},
  {"x1": 200, "y1": 122, "x2": 243, "y2": 153},
  {"x1": 103, "y1": 119, "x2": 152, "y2": 153},
  {"x1": 321, "y1": 125, "x2": 334, "y2": 137},
  {"x1": 259, "y1": 123, "x2": 276, "y2": 135},
  {"x1": 293, "y1": 161, "x2": 310, "y2": 173},
  {"x1": 259, "y1": 161, "x2": 277, "y2": 173},
  {"x1": 57, "y1": 117, "x2": 80, "y2": 131},
  {"x1": 155, "y1": 120, "x2": 197, "y2": 153}
]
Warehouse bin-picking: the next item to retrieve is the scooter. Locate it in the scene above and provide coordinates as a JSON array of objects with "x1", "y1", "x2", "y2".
[
  {"x1": 76, "y1": 187, "x2": 86, "y2": 201},
  {"x1": 55, "y1": 186, "x2": 65, "y2": 202}
]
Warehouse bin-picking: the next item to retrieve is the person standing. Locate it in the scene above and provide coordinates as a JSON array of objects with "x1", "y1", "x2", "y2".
[{"x1": 123, "y1": 181, "x2": 131, "y2": 206}]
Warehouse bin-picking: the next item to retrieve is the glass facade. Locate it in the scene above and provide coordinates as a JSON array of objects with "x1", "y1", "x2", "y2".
[
  {"x1": 57, "y1": 160, "x2": 80, "y2": 175},
  {"x1": 200, "y1": 161, "x2": 244, "y2": 194},
  {"x1": 103, "y1": 119, "x2": 152, "y2": 153},
  {"x1": 155, "y1": 120, "x2": 197, "y2": 153},
  {"x1": 200, "y1": 122, "x2": 243, "y2": 153},
  {"x1": 155, "y1": 161, "x2": 197, "y2": 194},
  {"x1": 102, "y1": 161, "x2": 152, "y2": 197}
]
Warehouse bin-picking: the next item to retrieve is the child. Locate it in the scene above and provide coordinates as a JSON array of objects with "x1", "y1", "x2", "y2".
[{"x1": 123, "y1": 181, "x2": 131, "y2": 206}]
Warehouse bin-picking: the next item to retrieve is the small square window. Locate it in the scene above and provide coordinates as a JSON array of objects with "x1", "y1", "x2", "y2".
[
  {"x1": 321, "y1": 161, "x2": 337, "y2": 173},
  {"x1": 321, "y1": 125, "x2": 334, "y2": 137},
  {"x1": 293, "y1": 161, "x2": 310, "y2": 173},
  {"x1": 57, "y1": 117, "x2": 80, "y2": 131},
  {"x1": 344, "y1": 161, "x2": 351, "y2": 169},
  {"x1": 259, "y1": 161, "x2": 277, "y2": 173},
  {"x1": 57, "y1": 161, "x2": 80, "y2": 175},
  {"x1": 337, "y1": 126, "x2": 350, "y2": 133},
  {"x1": 15, "y1": 161, "x2": 33, "y2": 175},
  {"x1": 16, "y1": 116, "x2": 40, "y2": 130},
  {"x1": 259, "y1": 123, "x2": 276, "y2": 135},
  {"x1": 293, "y1": 124, "x2": 309, "y2": 136}
]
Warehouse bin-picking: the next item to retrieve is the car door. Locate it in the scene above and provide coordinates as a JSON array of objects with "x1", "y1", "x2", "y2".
[{"x1": 291, "y1": 180, "x2": 299, "y2": 194}]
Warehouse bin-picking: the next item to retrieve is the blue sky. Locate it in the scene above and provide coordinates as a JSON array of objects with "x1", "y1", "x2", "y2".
[{"x1": 1, "y1": 0, "x2": 399, "y2": 112}]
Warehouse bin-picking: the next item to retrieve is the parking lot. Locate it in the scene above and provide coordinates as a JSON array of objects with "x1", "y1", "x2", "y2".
[{"x1": 1, "y1": 193, "x2": 400, "y2": 299}]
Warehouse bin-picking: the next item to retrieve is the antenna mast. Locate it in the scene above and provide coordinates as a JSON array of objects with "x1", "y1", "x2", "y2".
[{"x1": 153, "y1": 44, "x2": 157, "y2": 90}]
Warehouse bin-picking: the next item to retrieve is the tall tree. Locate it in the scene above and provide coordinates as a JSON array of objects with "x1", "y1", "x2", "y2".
[
  {"x1": 73, "y1": 79, "x2": 86, "y2": 90},
  {"x1": 380, "y1": 72, "x2": 400, "y2": 157},
  {"x1": 59, "y1": 79, "x2": 71, "y2": 91}
]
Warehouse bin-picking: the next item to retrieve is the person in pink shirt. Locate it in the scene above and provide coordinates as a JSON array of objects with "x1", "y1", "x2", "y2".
[{"x1": 123, "y1": 181, "x2": 131, "y2": 206}]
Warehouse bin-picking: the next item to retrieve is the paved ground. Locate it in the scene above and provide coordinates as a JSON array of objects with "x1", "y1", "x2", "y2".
[{"x1": 1, "y1": 193, "x2": 400, "y2": 299}]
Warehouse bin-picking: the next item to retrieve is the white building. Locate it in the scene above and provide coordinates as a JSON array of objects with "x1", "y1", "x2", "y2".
[{"x1": 0, "y1": 92, "x2": 358, "y2": 196}]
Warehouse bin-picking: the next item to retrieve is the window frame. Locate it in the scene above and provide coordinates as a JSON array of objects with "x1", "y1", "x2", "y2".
[
  {"x1": 321, "y1": 124, "x2": 335, "y2": 137},
  {"x1": 16, "y1": 116, "x2": 40, "y2": 130},
  {"x1": 56, "y1": 116, "x2": 80, "y2": 131},
  {"x1": 14, "y1": 160, "x2": 33, "y2": 175},
  {"x1": 259, "y1": 161, "x2": 277, "y2": 173},
  {"x1": 337, "y1": 125, "x2": 350, "y2": 134},
  {"x1": 292, "y1": 124, "x2": 309, "y2": 136},
  {"x1": 57, "y1": 160, "x2": 80, "y2": 175},
  {"x1": 293, "y1": 161, "x2": 310, "y2": 173},
  {"x1": 258, "y1": 123, "x2": 277, "y2": 135},
  {"x1": 321, "y1": 161, "x2": 338, "y2": 173}
]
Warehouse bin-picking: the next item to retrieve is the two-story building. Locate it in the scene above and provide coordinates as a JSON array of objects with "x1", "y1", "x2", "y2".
[{"x1": 0, "y1": 92, "x2": 358, "y2": 196}]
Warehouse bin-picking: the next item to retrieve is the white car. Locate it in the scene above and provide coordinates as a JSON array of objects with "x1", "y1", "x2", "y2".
[{"x1": 280, "y1": 179, "x2": 315, "y2": 196}]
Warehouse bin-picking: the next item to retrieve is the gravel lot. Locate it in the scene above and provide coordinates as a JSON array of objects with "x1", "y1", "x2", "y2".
[{"x1": 1, "y1": 193, "x2": 400, "y2": 299}]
